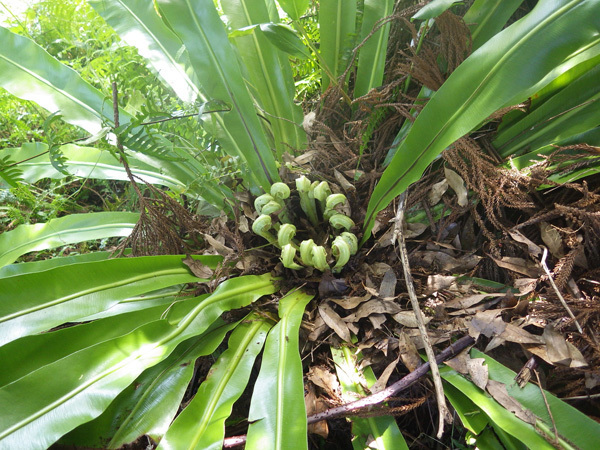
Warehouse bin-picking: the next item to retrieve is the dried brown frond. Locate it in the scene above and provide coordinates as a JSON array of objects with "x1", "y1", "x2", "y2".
[
  {"x1": 396, "y1": 45, "x2": 446, "y2": 91},
  {"x1": 116, "y1": 178, "x2": 205, "y2": 257},
  {"x1": 443, "y1": 137, "x2": 536, "y2": 230},
  {"x1": 553, "y1": 246, "x2": 581, "y2": 290},
  {"x1": 434, "y1": 11, "x2": 472, "y2": 73}
]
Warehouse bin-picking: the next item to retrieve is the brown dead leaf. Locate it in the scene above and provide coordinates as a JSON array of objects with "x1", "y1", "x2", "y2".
[
  {"x1": 469, "y1": 310, "x2": 506, "y2": 339},
  {"x1": 368, "y1": 313, "x2": 387, "y2": 329},
  {"x1": 371, "y1": 353, "x2": 401, "y2": 393},
  {"x1": 305, "y1": 384, "x2": 329, "y2": 438},
  {"x1": 379, "y1": 269, "x2": 397, "y2": 299},
  {"x1": 330, "y1": 292, "x2": 372, "y2": 310},
  {"x1": 509, "y1": 230, "x2": 542, "y2": 257},
  {"x1": 429, "y1": 179, "x2": 448, "y2": 205},
  {"x1": 491, "y1": 256, "x2": 543, "y2": 278},
  {"x1": 202, "y1": 233, "x2": 233, "y2": 257},
  {"x1": 523, "y1": 324, "x2": 588, "y2": 368},
  {"x1": 444, "y1": 293, "x2": 505, "y2": 310},
  {"x1": 398, "y1": 331, "x2": 421, "y2": 372},
  {"x1": 392, "y1": 310, "x2": 430, "y2": 328},
  {"x1": 486, "y1": 380, "x2": 536, "y2": 424},
  {"x1": 307, "y1": 365, "x2": 342, "y2": 400},
  {"x1": 182, "y1": 255, "x2": 214, "y2": 279},
  {"x1": 343, "y1": 299, "x2": 402, "y2": 323},
  {"x1": 318, "y1": 303, "x2": 352, "y2": 342},
  {"x1": 444, "y1": 167, "x2": 468, "y2": 207},
  {"x1": 467, "y1": 357, "x2": 488, "y2": 390},
  {"x1": 540, "y1": 222, "x2": 564, "y2": 258}
]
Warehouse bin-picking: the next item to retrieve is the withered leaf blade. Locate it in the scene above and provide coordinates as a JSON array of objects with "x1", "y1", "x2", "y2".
[
  {"x1": 486, "y1": 380, "x2": 536, "y2": 424},
  {"x1": 343, "y1": 299, "x2": 402, "y2": 323},
  {"x1": 182, "y1": 255, "x2": 214, "y2": 279},
  {"x1": 491, "y1": 256, "x2": 543, "y2": 278},
  {"x1": 318, "y1": 303, "x2": 352, "y2": 342},
  {"x1": 467, "y1": 357, "x2": 488, "y2": 390}
]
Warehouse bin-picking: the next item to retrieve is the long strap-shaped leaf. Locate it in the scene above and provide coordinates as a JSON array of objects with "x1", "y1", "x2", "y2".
[
  {"x1": 0, "y1": 274, "x2": 277, "y2": 450},
  {"x1": 0, "y1": 212, "x2": 139, "y2": 268},
  {"x1": 221, "y1": 0, "x2": 306, "y2": 157},
  {"x1": 319, "y1": 0, "x2": 357, "y2": 91},
  {"x1": 61, "y1": 319, "x2": 238, "y2": 448},
  {"x1": 363, "y1": 0, "x2": 600, "y2": 242},
  {"x1": 354, "y1": 0, "x2": 395, "y2": 98},
  {"x1": 246, "y1": 290, "x2": 313, "y2": 450},
  {"x1": 88, "y1": 0, "x2": 199, "y2": 104},
  {"x1": 158, "y1": 313, "x2": 273, "y2": 450},
  {"x1": 0, "y1": 297, "x2": 207, "y2": 389},
  {"x1": 0, "y1": 254, "x2": 221, "y2": 345},
  {"x1": 0, "y1": 26, "x2": 111, "y2": 134},
  {"x1": 156, "y1": 0, "x2": 279, "y2": 191}
]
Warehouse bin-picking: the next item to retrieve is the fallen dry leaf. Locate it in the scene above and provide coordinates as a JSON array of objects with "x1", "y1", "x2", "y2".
[
  {"x1": 330, "y1": 292, "x2": 372, "y2": 310},
  {"x1": 202, "y1": 233, "x2": 233, "y2": 257},
  {"x1": 491, "y1": 256, "x2": 543, "y2": 278},
  {"x1": 429, "y1": 178, "x2": 449, "y2": 205},
  {"x1": 182, "y1": 255, "x2": 214, "y2": 279},
  {"x1": 444, "y1": 167, "x2": 468, "y2": 207},
  {"x1": 486, "y1": 380, "x2": 536, "y2": 424},
  {"x1": 379, "y1": 269, "x2": 397, "y2": 299},
  {"x1": 371, "y1": 353, "x2": 401, "y2": 393},
  {"x1": 540, "y1": 222, "x2": 564, "y2": 258},
  {"x1": 319, "y1": 303, "x2": 352, "y2": 342},
  {"x1": 392, "y1": 310, "x2": 430, "y2": 328},
  {"x1": 444, "y1": 293, "x2": 505, "y2": 310},
  {"x1": 343, "y1": 299, "x2": 402, "y2": 323},
  {"x1": 307, "y1": 365, "x2": 342, "y2": 400},
  {"x1": 467, "y1": 357, "x2": 488, "y2": 390},
  {"x1": 398, "y1": 331, "x2": 422, "y2": 372},
  {"x1": 469, "y1": 310, "x2": 506, "y2": 339},
  {"x1": 509, "y1": 230, "x2": 542, "y2": 257},
  {"x1": 305, "y1": 384, "x2": 329, "y2": 438}
]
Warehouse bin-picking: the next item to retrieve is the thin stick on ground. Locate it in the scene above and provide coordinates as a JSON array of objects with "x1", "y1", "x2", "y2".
[
  {"x1": 540, "y1": 247, "x2": 584, "y2": 334},
  {"x1": 392, "y1": 191, "x2": 451, "y2": 439}
]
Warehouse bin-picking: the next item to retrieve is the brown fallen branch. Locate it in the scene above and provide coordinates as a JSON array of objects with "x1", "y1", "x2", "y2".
[{"x1": 222, "y1": 334, "x2": 475, "y2": 448}]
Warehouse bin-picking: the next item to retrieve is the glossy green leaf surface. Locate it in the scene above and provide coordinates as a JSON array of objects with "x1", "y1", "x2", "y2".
[
  {"x1": 0, "y1": 255, "x2": 220, "y2": 345},
  {"x1": 443, "y1": 382, "x2": 488, "y2": 435},
  {"x1": 331, "y1": 344, "x2": 408, "y2": 450},
  {"x1": 364, "y1": 0, "x2": 600, "y2": 242},
  {"x1": 221, "y1": 0, "x2": 306, "y2": 157},
  {"x1": 319, "y1": 0, "x2": 357, "y2": 91},
  {"x1": 413, "y1": 0, "x2": 463, "y2": 20},
  {"x1": 0, "y1": 274, "x2": 276, "y2": 449},
  {"x1": 156, "y1": 0, "x2": 279, "y2": 191},
  {"x1": 88, "y1": 0, "x2": 199, "y2": 103},
  {"x1": 2, "y1": 143, "x2": 187, "y2": 192},
  {"x1": 62, "y1": 319, "x2": 237, "y2": 448},
  {"x1": 0, "y1": 212, "x2": 138, "y2": 268},
  {"x1": 0, "y1": 297, "x2": 202, "y2": 389},
  {"x1": 259, "y1": 23, "x2": 310, "y2": 59},
  {"x1": 464, "y1": 0, "x2": 524, "y2": 50},
  {"x1": 440, "y1": 365, "x2": 554, "y2": 449},
  {"x1": 471, "y1": 349, "x2": 600, "y2": 449},
  {"x1": 0, "y1": 26, "x2": 112, "y2": 134},
  {"x1": 354, "y1": 0, "x2": 394, "y2": 98},
  {"x1": 494, "y1": 63, "x2": 600, "y2": 158},
  {"x1": 0, "y1": 252, "x2": 112, "y2": 278},
  {"x1": 278, "y1": 0, "x2": 309, "y2": 20},
  {"x1": 159, "y1": 314, "x2": 272, "y2": 450},
  {"x1": 246, "y1": 290, "x2": 313, "y2": 450}
]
